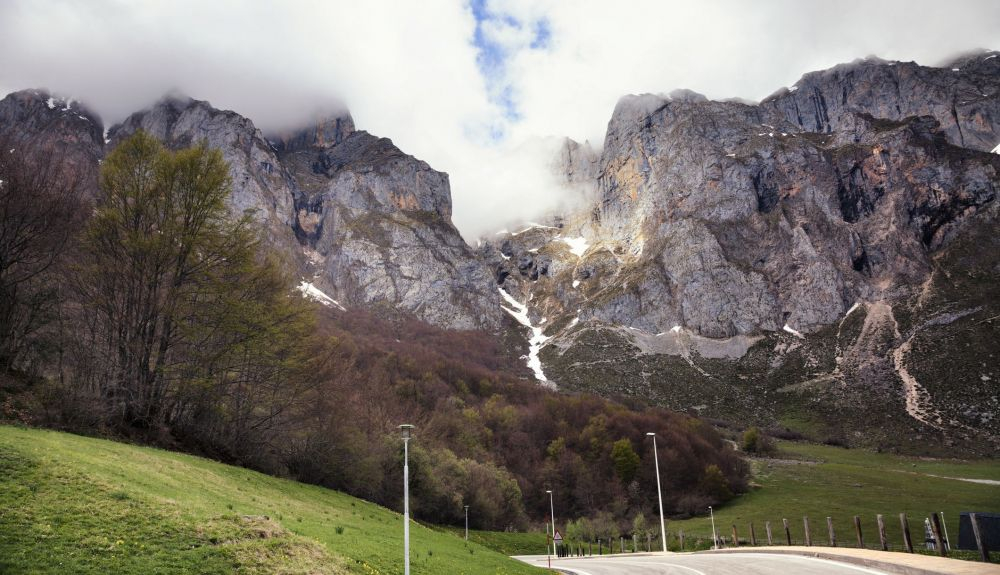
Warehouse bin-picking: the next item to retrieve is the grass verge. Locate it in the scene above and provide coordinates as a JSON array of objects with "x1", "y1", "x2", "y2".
[{"x1": 0, "y1": 425, "x2": 548, "y2": 575}]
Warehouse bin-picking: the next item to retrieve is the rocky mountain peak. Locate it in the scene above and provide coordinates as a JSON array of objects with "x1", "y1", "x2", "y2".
[
  {"x1": 0, "y1": 90, "x2": 106, "y2": 198},
  {"x1": 941, "y1": 48, "x2": 1000, "y2": 72},
  {"x1": 764, "y1": 53, "x2": 1000, "y2": 151},
  {"x1": 268, "y1": 111, "x2": 356, "y2": 152},
  {"x1": 0, "y1": 89, "x2": 104, "y2": 148}
]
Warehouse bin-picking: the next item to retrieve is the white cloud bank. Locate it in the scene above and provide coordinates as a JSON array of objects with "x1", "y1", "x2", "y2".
[{"x1": 1, "y1": 0, "x2": 998, "y2": 239}]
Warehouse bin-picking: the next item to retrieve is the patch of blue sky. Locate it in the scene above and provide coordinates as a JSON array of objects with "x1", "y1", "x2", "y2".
[
  {"x1": 468, "y1": 0, "x2": 551, "y2": 135},
  {"x1": 530, "y1": 18, "x2": 551, "y2": 50}
]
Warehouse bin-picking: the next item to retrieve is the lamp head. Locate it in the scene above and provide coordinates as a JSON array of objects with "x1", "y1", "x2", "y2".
[
  {"x1": 646, "y1": 432, "x2": 656, "y2": 436},
  {"x1": 545, "y1": 490, "x2": 552, "y2": 494},
  {"x1": 399, "y1": 424, "x2": 414, "y2": 439}
]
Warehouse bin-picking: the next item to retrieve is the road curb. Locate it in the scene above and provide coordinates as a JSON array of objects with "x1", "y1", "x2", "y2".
[{"x1": 695, "y1": 547, "x2": 1000, "y2": 575}]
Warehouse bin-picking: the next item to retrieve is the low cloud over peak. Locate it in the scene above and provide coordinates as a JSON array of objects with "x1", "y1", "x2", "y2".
[{"x1": 2, "y1": 0, "x2": 998, "y2": 238}]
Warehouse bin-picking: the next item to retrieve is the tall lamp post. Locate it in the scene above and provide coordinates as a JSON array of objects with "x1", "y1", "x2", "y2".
[
  {"x1": 400, "y1": 424, "x2": 414, "y2": 575},
  {"x1": 646, "y1": 432, "x2": 668, "y2": 553},
  {"x1": 709, "y1": 506, "x2": 718, "y2": 550},
  {"x1": 940, "y1": 511, "x2": 951, "y2": 551},
  {"x1": 546, "y1": 490, "x2": 556, "y2": 558},
  {"x1": 465, "y1": 505, "x2": 470, "y2": 541}
]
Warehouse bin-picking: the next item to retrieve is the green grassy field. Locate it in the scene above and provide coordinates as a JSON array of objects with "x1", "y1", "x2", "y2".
[
  {"x1": 0, "y1": 425, "x2": 548, "y2": 575},
  {"x1": 470, "y1": 441, "x2": 999, "y2": 557},
  {"x1": 666, "y1": 441, "x2": 1000, "y2": 551}
]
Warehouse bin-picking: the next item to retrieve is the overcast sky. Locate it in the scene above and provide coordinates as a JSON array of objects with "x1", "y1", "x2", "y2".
[{"x1": 2, "y1": 0, "x2": 998, "y2": 238}]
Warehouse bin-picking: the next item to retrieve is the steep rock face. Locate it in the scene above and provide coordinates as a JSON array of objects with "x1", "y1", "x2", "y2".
[
  {"x1": 589, "y1": 97, "x2": 998, "y2": 337},
  {"x1": 276, "y1": 126, "x2": 501, "y2": 331},
  {"x1": 553, "y1": 137, "x2": 600, "y2": 189}
]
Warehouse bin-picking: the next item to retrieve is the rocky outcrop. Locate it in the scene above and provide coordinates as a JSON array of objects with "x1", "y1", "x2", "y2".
[
  {"x1": 553, "y1": 137, "x2": 600, "y2": 189},
  {"x1": 277, "y1": 127, "x2": 501, "y2": 331}
]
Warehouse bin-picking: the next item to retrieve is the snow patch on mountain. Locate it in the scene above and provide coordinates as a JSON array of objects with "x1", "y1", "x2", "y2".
[
  {"x1": 297, "y1": 281, "x2": 346, "y2": 311},
  {"x1": 498, "y1": 286, "x2": 552, "y2": 386},
  {"x1": 783, "y1": 324, "x2": 805, "y2": 339},
  {"x1": 560, "y1": 236, "x2": 590, "y2": 257}
]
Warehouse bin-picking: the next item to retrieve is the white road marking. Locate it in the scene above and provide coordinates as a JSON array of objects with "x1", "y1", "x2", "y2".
[
  {"x1": 698, "y1": 553, "x2": 890, "y2": 575},
  {"x1": 618, "y1": 560, "x2": 706, "y2": 574}
]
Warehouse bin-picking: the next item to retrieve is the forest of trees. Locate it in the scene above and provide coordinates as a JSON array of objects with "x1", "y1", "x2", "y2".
[{"x1": 0, "y1": 131, "x2": 749, "y2": 534}]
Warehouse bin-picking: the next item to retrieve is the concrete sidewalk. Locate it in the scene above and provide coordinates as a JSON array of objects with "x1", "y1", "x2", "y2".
[{"x1": 700, "y1": 546, "x2": 999, "y2": 575}]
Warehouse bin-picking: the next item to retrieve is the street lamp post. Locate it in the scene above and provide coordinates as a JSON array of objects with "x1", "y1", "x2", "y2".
[
  {"x1": 940, "y1": 511, "x2": 951, "y2": 551},
  {"x1": 400, "y1": 424, "x2": 414, "y2": 575},
  {"x1": 646, "y1": 432, "x2": 668, "y2": 553},
  {"x1": 709, "y1": 506, "x2": 718, "y2": 550},
  {"x1": 465, "y1": 505, "x2": 470, "y2": 541},
  {"x1": 546, "y1": 490, "x2": 556, "y2": 558}
]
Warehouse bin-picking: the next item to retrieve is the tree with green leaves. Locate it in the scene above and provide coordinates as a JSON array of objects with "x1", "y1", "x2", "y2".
[
  {"x1": 631, "y1": 512, "x2": 648, "y2": 540},
  {"x1": 699, "y1": 464, "x2": 734, "y2": 503},
  {"x1": 72, "y1": 131, "x2": 318, "y2": 450},
  {"x1": 611, "y1": 438, "x2": 640, "y2": 485},
  {"x1": 741, "y1": 426, "x2": 776, "y2": 455}
]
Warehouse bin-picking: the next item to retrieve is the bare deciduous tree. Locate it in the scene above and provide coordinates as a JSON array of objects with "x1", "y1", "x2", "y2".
[{"x1": 0, "y1": 137, "x2": 86, "y2": 372}]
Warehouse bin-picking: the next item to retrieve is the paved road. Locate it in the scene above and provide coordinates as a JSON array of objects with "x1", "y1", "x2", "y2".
[{"x1": 515, "y1": 552, "x2": 891, "y2": 574}]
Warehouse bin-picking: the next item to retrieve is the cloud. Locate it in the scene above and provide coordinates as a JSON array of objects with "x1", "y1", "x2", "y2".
[{"x1": 1, "y1": 0, "x2": 998, "y2": 240}]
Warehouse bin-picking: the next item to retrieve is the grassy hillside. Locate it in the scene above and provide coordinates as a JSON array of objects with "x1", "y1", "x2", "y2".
[
  {"x1": 472, "y1": 441, "x2": 999, "y2": 556},
  {"x1": 0, "y1": 425, "x2": 547, "y2": 575},
  {"x1": 439, "y1": 528, "x2": 550, "y2": 556}
]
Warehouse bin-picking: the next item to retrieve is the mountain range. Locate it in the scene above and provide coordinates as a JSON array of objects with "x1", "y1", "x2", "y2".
[{"x1": 2, "y1": 50, "x2": 998, "y2": 455}]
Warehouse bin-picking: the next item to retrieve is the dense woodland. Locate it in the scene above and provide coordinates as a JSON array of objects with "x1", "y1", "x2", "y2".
[{"x1": 0, "y1": 132, "x2": 748, "y2": 534}]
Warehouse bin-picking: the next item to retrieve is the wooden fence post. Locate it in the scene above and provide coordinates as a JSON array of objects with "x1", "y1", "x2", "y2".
[
  {"x1": 853, "y1": 516, "x2": 864, "y2": 548},
  {"x1": 647, "y1": 532, "x2": 651, "y2": 552},
  {"x1": 930, "y1": 513, "x2": 947, "y2": 557},
  {"x1": 900, "y1": 513, "x2": 913, "y2": 553},
  {"x1": 729, "y1": 525, "x2": 737, "y2": 547},
  {"x1": 970, "y1": 513, "x2": 991, "y2": 563},
  {"x1": 827, "y1": 517, "x2": 836, "y2": 547},
  {"x1": 803, "y1": 517, "x2": 812, "y2": 546},
  {"x1": 877, "y1": 514, "x2": 888, "y2": 551},
  {"x1": 750, "y1": 522, "x2": 757, "y2": 546},
  {"x1": 766, "y1": 521, "x2": 774, "y2": 545},
  {"x1": 679, "y1": 530, "x2": 684, "y2": 551},
  {"x1": 783, "y1": 518, "x2": 792, "y2": 546}
]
